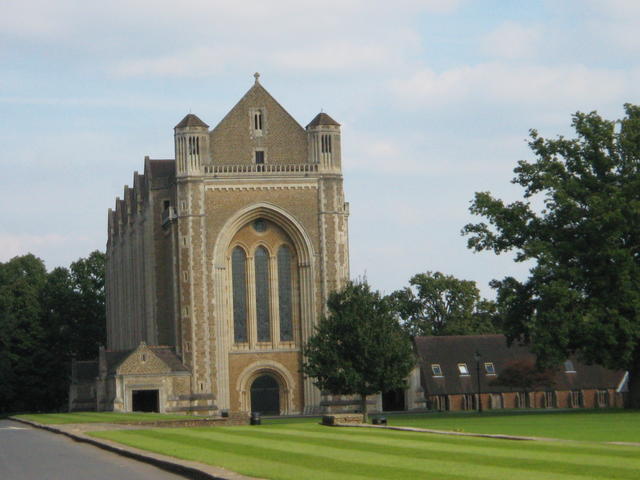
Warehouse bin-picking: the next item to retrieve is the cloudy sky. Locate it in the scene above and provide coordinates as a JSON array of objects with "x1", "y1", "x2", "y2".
[{"x1": 2, "y1": 0, "x2": 640, "y2": 296}]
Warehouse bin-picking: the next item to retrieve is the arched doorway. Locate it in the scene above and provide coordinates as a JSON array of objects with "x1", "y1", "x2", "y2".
[
  {"x1": 382, "y1": 388, "x2": 406, "y2": 411},
  {"x1": 250, "y1": 374, "x2": 280, "y2": 415}
]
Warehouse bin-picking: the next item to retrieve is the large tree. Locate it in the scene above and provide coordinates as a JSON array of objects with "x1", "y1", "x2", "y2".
[
  {"x1": 0, "y1": 251, "x2": 106, "y2": 413},
  {"x1": 462, "y1": 104, "x2": 640, "y2": 407},
  {"x1": 388, "y1": 271, "x2": 499, "y2": 337},
  {"x1": 302, "y1": 281, "x2": 415, "y2": 421}
]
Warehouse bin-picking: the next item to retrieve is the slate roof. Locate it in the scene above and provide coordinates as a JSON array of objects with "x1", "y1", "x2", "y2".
[
  {"x1": 148, "y1": 346, "x2": 190, "y2": 373},
  {"x1": 147, "y1": 159, "x2": 175, "y2": 178},
  {"x1": 306, "y1": 112, "x2": 340, "y2": 128},
  {"x1": 414, "y1": 335, "x2": 625, "y2": 395},
  {"x1": 175, "y1": 113, "x2": 209, "y2": 129}
]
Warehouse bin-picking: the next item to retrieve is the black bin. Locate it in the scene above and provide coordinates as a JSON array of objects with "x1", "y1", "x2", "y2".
[{"x1": 250, "y1": 412, "x2": 261, "y2": 425}]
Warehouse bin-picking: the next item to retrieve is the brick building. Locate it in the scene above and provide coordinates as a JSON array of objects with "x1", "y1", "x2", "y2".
[
  {"x1": 70, "y1": 74, "x2": 350, "y2": 415},
  {"x1": 413, "y1": 335, "x2": 627, "y2": 411}
]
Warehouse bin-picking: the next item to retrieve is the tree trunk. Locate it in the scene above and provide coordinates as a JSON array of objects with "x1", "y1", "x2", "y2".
[
  {"x1": 360, "y1": 393, "x2": 368, "y2": 423},
  {"x1": 628, "y1": 356, "x2": 640, "y2": 409}
]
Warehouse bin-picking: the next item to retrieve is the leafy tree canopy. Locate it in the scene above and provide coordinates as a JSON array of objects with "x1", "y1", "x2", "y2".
[
  {"x1": 388, "y1": 271, "x2": 499, "y2": 337},
  {"x1": 302, "y1": 281, "x2": 415, "y2": 420},
  {"x1": 0, "y1": 251, "x2": 105, "y2": 413},
  {"x1": 462, "y1": 104, "x2": 640, "y2": 406}
]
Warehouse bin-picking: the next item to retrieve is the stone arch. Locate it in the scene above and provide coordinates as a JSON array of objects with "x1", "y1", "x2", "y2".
[
  {"x1": 213, "y1": 202, "x2": 315, "y2": 268},
  {"x1": 236, "y1": 360, "x2": 296, "y2": 414},
  {"x1": 212, "y1": 203, "x2": 318, "y2": 413}
]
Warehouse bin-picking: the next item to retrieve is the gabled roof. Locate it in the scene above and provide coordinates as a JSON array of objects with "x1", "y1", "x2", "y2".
[
  {"x1": 414, "y1": 334, "x2": 625, "y2": 395},
  {"x1": 175, "y1": 113, "x2": 209, "y2": 129},
  {"x1": 306, "y1": 112, "x2": 340, "y2": 128},
  {"x1": 103, "y1": 345, "x2": 189, "y2": 376},
  {"x1": 211, "y1": 80, "x2": 305, "y2": 132}
]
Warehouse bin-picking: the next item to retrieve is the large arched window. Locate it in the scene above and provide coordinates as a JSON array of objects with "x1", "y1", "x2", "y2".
[
  {"x1": 228, "y1": 218, "x2": 299, "y2": 348},
  {"x1": 278, "y1": 245, "x2": 293, "y2": 341},
  {"x1": 231, "y1": 247, "x2": 247, "y2": 343},
  {"x1": 254, "y1": 246, "x2": 271, "y2": 342}
]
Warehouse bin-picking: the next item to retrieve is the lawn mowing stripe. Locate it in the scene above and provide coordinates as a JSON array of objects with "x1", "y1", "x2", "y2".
[
  {"x1": 92, "y1": 430, "x2": 373, "y2": 480},
  {"x1": 186, "y1": 427, "x2": 639, "y2": 479},
  {"x1": 94, "y1": 429, "x2": 479, "y2": 480},
  {"x1": 213, "y1": 426, "x2": 640, "y2": 472},
  {"x1": 120, "y1": 428, "x2": 623, "y2": 480},
  {"x1": 258, "y1": 425, "x2": 640, "y2": 462}
]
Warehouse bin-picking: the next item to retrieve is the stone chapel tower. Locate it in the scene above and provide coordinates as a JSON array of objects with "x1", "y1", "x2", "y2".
[{"x1": 102, "y1": 75, "x2": 350, "y2": 415}]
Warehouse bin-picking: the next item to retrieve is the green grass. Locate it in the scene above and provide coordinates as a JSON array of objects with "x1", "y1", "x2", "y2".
[
  {"x1": 379, "y1": 409, "x2": 640, "y2": 443},
  {"x1": 13, "y1": 411, "x2": 205, "y2": 424},
  {"x1": 91, "y1": 421, "x2": 640, "y2": 480}
]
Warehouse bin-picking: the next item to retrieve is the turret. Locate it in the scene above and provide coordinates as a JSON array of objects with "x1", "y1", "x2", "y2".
[
  {"x1": 174, "y1": 113, "x2": 210, "y2": 177},
  {"x1": 306, "y1": 112, "x2": 341, "y2": 172}
]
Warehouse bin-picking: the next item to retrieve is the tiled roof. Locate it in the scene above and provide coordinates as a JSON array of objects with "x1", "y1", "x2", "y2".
[
  {"x1": 413, "y1": 334, "x2": 625, "y2": 395},
  {"x1": 148, "y1": 346, "x2": 190, "y2": 373},
  {"x1": 147, "y1": 159, "x2": 175, "y2": 178},
  {"x1": 74, "y1": 360, "x2": 98, "y2": 382},
  {"x1": 306, "y1": 112, "x2": 340, "y2": 128},
  {"x1": 175, "y1": 113, "x2": 209, "y2": 129},
  {"x1": 104, "y1": 346, "x2": 189, "y2": 375}
]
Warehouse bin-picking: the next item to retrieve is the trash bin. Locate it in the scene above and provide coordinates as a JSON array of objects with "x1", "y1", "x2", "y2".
[
  {"x1": 250, "y1": 412, "x2": 261, "y2": 425},
  {"x1": 372, "y1": 416, "x2": 387, "y2": 425}
]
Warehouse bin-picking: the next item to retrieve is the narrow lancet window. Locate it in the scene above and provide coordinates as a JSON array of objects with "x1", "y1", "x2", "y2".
[
  {"x1": 254, "y1": 246, "x2": 271, "y2": 342},
  {"x1": 278, "y1": 245, "x2": 293, "y2": 341},
  {"x1": 232, "y1": 247, "x2": 248, "y2": 343}
]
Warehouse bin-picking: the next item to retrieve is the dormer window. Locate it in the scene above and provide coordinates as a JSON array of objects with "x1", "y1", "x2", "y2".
[
  {"x1": 431, "y1": 364, "x2": 443, "y2": 377},
  {"x1": 484, "y1": 362, "x2": 496, "y2": 375},
  {"x1": 564, "y1": 360, "x2": 576, "y2": 373},
  {"x1": 458, "y1": 363, "x2": 469, "y2": 376}
]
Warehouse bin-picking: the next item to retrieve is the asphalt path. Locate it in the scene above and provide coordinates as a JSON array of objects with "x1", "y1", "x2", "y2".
[{"x1": 0, "y1": 419, "x2": 185, "y2": 480}]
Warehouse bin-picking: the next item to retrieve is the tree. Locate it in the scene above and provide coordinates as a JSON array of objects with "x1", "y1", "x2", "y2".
[
  {"x1": 302, "y1": 281, "x2": 415, "y2": 421},
  {"x1": 0, "y1": 251, "x2": 106, "y2": 413},
  {"x1": 462, "y1": 104, "x2": 640, "y2": 407},
  {"x1": 0, "y1": 254, "x2": 48, "y2": 412},
  {"x1": 388, "y1": 271, "x2": 499, "y2": 337},
  {"x1": 489, "y1": 359, "x2": 556, "y2": 406}
]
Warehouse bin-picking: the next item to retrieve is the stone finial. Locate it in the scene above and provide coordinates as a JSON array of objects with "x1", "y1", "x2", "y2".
[{"x1": 254, "y1": 72, "x2": 260, "y2": 84}]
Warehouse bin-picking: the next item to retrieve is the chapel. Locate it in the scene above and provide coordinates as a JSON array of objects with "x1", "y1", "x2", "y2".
[{"x1": 71, "y1": 74, "x2": 350, "y2": 415}]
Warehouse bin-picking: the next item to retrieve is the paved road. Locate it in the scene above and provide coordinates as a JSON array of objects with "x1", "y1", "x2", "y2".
[{"x1": 0, "y1": 419, "x2": 185, "y2": 480}]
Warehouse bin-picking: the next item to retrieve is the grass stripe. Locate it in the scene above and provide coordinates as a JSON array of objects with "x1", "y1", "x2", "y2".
[
  {"x1": 177, "y1": 427, "x2": 638, "y2": 480},
  {"x1": 265, "y1": 424, "x2": 640, "y2": 463},
  {"x1": 215, "y1": 426, "x2": 640, "y2": 471},
  {"x1": 99, "y1": 427, "x2": 627, "y2": 480},
  {"x1": 95, "y1": 429, "x2": 478, "y2": 480}
]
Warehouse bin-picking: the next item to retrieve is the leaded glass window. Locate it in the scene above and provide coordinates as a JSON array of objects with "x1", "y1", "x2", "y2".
[
  {"x1": 232, "y1": 247, "x2": 247, "y2": 343},
  {"x1": 255, "y1": 246, "x2": 271, "y2": 342},
  {"x1": 278, "y1": 245, "x2": 293, "y2": 341}
]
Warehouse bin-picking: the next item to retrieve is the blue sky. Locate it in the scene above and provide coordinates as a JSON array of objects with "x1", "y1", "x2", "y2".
[{"x1": 2, "y1": 0, "x2": 640, "y2": 296}]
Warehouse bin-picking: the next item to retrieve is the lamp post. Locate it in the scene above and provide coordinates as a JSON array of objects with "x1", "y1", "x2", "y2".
[{"x1": 474, "y1": 350, "x2": 483, "y2": 413}]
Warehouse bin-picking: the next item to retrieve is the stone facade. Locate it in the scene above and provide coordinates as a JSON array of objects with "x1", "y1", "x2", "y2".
[{"x1": 97, "y1": 75, "x2": 350, "y2": 415}]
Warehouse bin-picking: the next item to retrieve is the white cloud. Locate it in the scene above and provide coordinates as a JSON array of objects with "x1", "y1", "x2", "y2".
[
  {"x1": 0, "y1": 233, "x2": 88, "y2": 265},
  {"x1": 481, "y1": 21, "x2": 541, "y2": 60},
  {"x1": 390, "y1": 63, "x2": 639, "y2": 109}
]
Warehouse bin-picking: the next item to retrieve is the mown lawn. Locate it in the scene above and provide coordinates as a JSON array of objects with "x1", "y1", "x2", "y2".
[
  {"x1": 92, "y1": 419, "x2": 640, "y2": 480},
  {"x1": 379, "y1": 409, "x2": 640, "y2": 443},
  {"x1": 13, "y1": 411, "x2": 204, "y2": 424}
]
